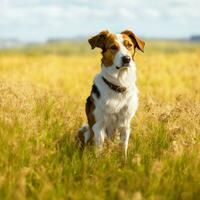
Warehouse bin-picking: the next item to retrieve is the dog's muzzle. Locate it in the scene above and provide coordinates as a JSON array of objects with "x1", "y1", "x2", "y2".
[{"x1": 116, "y1": 55, "x2": 131, "y2": 70}]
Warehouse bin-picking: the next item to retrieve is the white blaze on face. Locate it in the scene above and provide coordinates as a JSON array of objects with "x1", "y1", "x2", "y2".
[{"x1": 114, "y1": 34, "x2": 132, "y2": 68}]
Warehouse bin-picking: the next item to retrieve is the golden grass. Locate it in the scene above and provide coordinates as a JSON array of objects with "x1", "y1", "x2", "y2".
[{"x1": 0, "y1": 41, "x2": 200, "y2": 199}]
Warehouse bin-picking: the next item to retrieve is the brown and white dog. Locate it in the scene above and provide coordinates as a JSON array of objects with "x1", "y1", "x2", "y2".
[{"x1": 76, "y1": 30, "x2": 145, "y2": 157}]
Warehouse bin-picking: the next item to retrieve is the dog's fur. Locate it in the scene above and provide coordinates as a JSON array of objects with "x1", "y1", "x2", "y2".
[{"x1": 76, "y1": 30, "x2": 145, "y2": 157}]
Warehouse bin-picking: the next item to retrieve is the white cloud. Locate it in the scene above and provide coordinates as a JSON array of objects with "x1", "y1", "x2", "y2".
[{"x1": 0, "y1": 0, "x2": 199, "y2": 41}]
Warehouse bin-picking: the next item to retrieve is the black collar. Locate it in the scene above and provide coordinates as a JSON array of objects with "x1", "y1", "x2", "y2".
[{"x1": 102, "y1": 76, "x2": 126, "y2": 93}]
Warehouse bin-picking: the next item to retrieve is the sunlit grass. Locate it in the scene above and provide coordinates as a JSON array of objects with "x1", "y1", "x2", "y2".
[{"x1": 0, "y1": 41, "x2": 200, "y2": 199}]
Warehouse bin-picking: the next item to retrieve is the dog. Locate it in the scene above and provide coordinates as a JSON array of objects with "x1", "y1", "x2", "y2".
[{"x1": 76, "y1": 30, "x2": 145, "y2": 157}]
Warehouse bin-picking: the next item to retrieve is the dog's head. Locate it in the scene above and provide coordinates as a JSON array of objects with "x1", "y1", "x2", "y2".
[{"x1": 88, "y1": 30, "x2": 145, "y2": 71}]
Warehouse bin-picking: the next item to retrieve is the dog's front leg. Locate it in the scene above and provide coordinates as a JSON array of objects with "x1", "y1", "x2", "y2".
[
  {"x1": 119, "y1": 126, "x2": 131, "y2": 159},
  {"x1": 92, "y1": 122, "x2": 105, "y2": 151}
]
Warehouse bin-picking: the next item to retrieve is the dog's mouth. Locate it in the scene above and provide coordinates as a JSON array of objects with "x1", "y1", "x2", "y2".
[{"x1": 116, "y1": 65, "x2": 129, "y2": 70}]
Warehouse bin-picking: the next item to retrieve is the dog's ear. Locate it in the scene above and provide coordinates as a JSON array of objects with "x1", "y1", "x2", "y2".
[
  {"x1": 88, "y1": 30, "x2": 109, "y2": 50},
  {"x1": 121, "y1": 30, "x2": 145, "y2": 52}
]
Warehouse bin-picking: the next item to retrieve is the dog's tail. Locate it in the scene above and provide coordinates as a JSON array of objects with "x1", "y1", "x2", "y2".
[{"x1": 75, "y1": 124, "x2": 92, "y2": 149}]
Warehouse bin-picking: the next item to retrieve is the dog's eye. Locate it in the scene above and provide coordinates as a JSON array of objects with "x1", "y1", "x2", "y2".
[
  {"x1": 127, "y1": 43, "x2": 133, "y2": 49},
  {"x1": 110, "y1": 44, "x2": 118, "y2": 50}
]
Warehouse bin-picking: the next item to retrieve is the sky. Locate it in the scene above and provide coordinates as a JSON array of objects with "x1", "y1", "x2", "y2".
[{"x1": 0, "y1": 0, "x2": 200, "y2": 42}]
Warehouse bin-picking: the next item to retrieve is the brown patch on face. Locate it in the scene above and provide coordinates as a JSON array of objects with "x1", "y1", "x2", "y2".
[
  {"x1": 101, "y1": 33, "x2": 120, "y2": 67},
  {"x1": 88, "y1": 31, "x2": 120, "y2": 67},
  {"x1": 122, "y1": 34, "x2": 136, "y2": 59},
  {"x1": 121, "y1": 30, "x2": 145, "y2": 52}
]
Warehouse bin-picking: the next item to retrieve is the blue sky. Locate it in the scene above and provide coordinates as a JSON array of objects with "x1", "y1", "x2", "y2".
[{"x1": 0, "y1": 0, "x2": 200, "y2": 42}]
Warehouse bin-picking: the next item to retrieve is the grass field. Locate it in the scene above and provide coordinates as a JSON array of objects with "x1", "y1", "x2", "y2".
[{"x1": 0, "y1": 41, "x2": 200, "y2": 200}]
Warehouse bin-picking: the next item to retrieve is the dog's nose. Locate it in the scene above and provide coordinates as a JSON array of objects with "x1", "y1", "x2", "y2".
[{"x1": 122, "y1": 55, "x2": 131, "y2": 64}]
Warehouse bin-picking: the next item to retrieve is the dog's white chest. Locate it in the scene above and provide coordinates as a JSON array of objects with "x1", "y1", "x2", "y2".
[
  {"x1": 105, "y1": 91, "x2": 138, "y2": 127},
  {"x1": 93, "y1": 73, "x2": 138, "y2": 128}
]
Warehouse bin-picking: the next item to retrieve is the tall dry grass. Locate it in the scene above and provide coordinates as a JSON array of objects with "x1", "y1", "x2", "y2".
[{"x1": 0, "y1": 41, "x2": 200, "y2": 199}]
